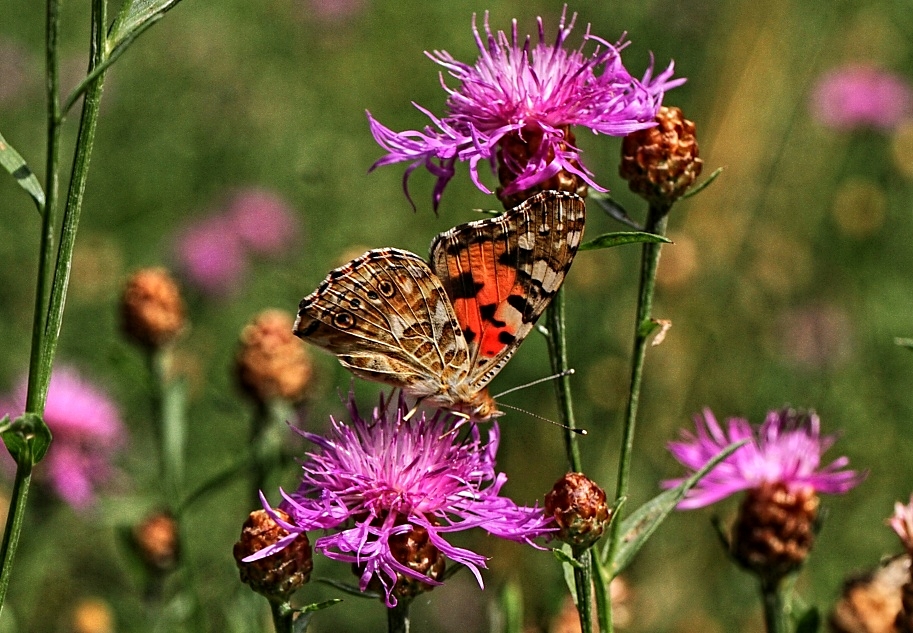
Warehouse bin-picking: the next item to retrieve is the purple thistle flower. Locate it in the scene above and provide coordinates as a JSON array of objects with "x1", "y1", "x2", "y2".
[
  {"x1": 367, "y1": 7, "x2": 684, "y2": 210},
  {"x1": 1, "y1": 366, "x2": 126, "y2": 509},
  {"x1": 663, "y1": 408, "x2": 864, "y2": 510},
  {"x1": 173, "y1": 215, "x2": 247, "y2": 297},
  {"x1": 810, "y1": 65, "x2": 913, "y2": 132},
  {"x1": 225, "y1": 188, "x2": 301, "y2": 256},
  {"x1": 247, "y1": 393, "x2": 553, "y2": 607}
]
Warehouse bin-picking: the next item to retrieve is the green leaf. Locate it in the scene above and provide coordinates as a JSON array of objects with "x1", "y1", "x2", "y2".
[
  {"x1": 680, "y1": 166, "x2": 723, "y2": 200},
  {"x1": 292, "y1": 598, "x2": 342, "y2": 633},
  {"x1": 315, "y1": 577, "x2": 380, "y2": 600},
  {"x1": 895, "y1": 337, "x2": 913, "y2": 350},
  {"x1": 608, "y1": 438, "x2": 747, "y2": 576},
  {"x1": 497, "y1": 581, "x2": 524, "y2": 633},
  {"x1": 579, "y1": 231, "x2": 671, "y2": 252},
  {"x1": 794, "y1": 606, "x2": 821, "y2": 633},
  {"x1": 0, "y1": 131, "x2": 45, "y2": 213},
  {"x1": 588, "y1": 192, "x2": 641, "y2": 229},
  {"x1": 1, "y1": 413, "x2": 53, "y2": 466},
  {"x1": 109, "y1": 0, "x2": 186, "y2": 51},
  {"x1": 556, "y1": 544, "x2": 579, "y2": 604}
]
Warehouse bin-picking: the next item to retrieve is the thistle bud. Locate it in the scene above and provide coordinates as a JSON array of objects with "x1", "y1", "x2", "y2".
[
  {"x1": 496, "y1": 126, "x2": 589, "y2": 209},
  {"x1": 236, "y1": 310, "x2": 312, "y2": 405},
  {"x1": 133, "y1": 510, "x2": 180, "y2": 574},
  {"x1": 234, "y1": 509, "x2": 313, "y2": 602},
  {"x1": 356, "y1": 515, "x2": 446, "y2": 604},
  {"x1": 731, "y1": 482, "x2": 818, "y2": 583},
  {"x1": 544, "y1": 472, "x2": 610, "y2": 549},
  {"x1": 120, "y1": 267, "x2": 186, "y2": 348},
  {"x1": 619, "y1": 105, "x2": 703, "y2": 207}
]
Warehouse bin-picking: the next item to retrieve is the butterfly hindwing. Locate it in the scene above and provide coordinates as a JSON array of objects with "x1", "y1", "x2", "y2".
[
  {"x1": 429, "y1": 190, "x2": 586, "y2": 390},
  {"x1": 294, "y1": 248, "x2": 470, "y2": 395}
]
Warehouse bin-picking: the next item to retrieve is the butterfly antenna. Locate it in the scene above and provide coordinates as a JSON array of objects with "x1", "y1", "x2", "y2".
[
  {"x1": 491, "y1": 369, "x2": 576, "y2": 399},
  {"x1": 496, "y1": 402, "x2": 587, "y2": 435}
]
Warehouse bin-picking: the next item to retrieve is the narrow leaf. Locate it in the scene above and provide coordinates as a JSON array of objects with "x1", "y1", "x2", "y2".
[
  {"x1": 556, "y1": 544, "x2": 579, "y2": 604},
  {"x1": 498, "y1": 581, "x2": 524, "y2": 633},
  {"x1": 681, "y1": 166, "x2": 723, "y2": 200},
  {"x1": 589, "y1": 192, "x2": 642, "y2": 229},
  {"x1": 298, "y1": 598, "x2": 342, "y2": 614},
  {"x1": 0, "y1": 131, "x2": 45, "y2": 212},
  {"x1": 315, "y1": 577, "x2": 380, "y2": 600},
  {"x1": 109, "y1": 0, "x2": 185, "y2": 51},
  {"x1": 609, "y1": 439, "x2": 747, "y2": 576},
  {"x1": 579, "y1": 231, "x2": 671, "y2": 252}
]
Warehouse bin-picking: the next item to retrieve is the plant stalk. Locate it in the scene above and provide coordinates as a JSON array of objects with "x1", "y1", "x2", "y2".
[
  {"x1": 387, "y1": 601, "x2": 411, "y2": 633},
  {"x1": 604, "y1": 202, "x2": 670, "y2": 631},
  {"x1": 544, "y1": 287, "x2": 582, "y2": 471},
  {"x1": 270, "y1": 600, "x2": 294, "y2": 633},
  {"x1": 761, "y1": 579, "x2": 789, "y2": 633}
]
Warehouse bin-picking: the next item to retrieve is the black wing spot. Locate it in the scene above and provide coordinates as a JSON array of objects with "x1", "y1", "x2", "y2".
[
  {"x1": 295, "y1": 319, "x2": 320, "y2": 338},
  {"x1": 378, "y1": 279, "x2": 396, "y2": 298},
  {"x1": 367, "y1": 290, "x2": 379, "y2": 300},
  {"x1": 464, "y1": 328, "x2": 477, "y2": 343},
  {"x1": 497, "y1": 331, "x2": 516, "y2": 345},
  {"x1": 329, "y1": 269, "x2": 344, "y2": 280},
  {"x1": 479, "y1": 303, "x2": 506, "y2": 327},
  {"x1": 506, "y1": 294, "x2": 527, "y2": 312},
  {"x1": 349, "y1": 297, "x2": 362, "y2": 309},
  {"x1": 448, "y1": 272, "x2": 485, "y2": 299}
]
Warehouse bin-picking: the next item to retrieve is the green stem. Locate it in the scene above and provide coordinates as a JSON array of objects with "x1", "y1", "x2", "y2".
[
  {"x1": 572, "y1": 548, "x2": 594, "y2": 633},
  {"x1": 151, "y1": 347, "x2": 185, "y2": 503},
  {"x1": 604, "y1": 202, "x2": 670, "y2": 631},
  {"x1": 0, "y1": 465, "x2": 32, "y2": 612},
  {"x1": 591, "y1": 550, "x2": 610, "y2": 633},
  {"x1": 40, "y1": 0, "x2": 107, "y2": 378},
  {"x1": 761, "y1": 579, "x2": 789, "y2": 633},
  {"x1": 544, "y1": 287, "x2": 582, "y2": 471},
  {"x1": 269, "y1": 600, "x2": 294, "y2": 633},
  {"x1": 25, "y1": 0, "x2": 62, "y2": 414},
  {"x1": 387, "y1": 601, "x2": 411, "y2": 633}
]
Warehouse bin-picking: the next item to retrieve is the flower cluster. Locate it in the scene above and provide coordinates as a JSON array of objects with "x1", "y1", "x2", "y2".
[
  {"x1": 1, "y1": 366, "x2": 125, "y2": 509},
  {"x1": 173, "y1": 188, "x2": 301, "y2": 296},
  {"x1": 248, "y1": 394, "x2": 552, "y2": 606},
  {"x1": 810, "y1": 65, "x2": 913, "y2": 132},
  {"x1": 368, "y1": 8, "x2": 683, "y2": 209}
]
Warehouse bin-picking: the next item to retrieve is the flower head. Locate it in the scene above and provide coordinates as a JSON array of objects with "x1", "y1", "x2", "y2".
[
  {"x1": 1, "y1": 367, "x2": 126, "y2": 508},
  {"x1": 810, "y1": 65, "x2": 913, "y2": 131},
  {"x1": 225, "y1": 188, "x2": 300, "y2": 256},
  {"x1": 173, "y1": 216, "x2": 247, "y2": 297},
  {"x1": 248, "y1": 393, "x2": 552, "y2": 606},
  {"x1": 368, "y1": 7, "x2": 683, "y2": 210},
  {"x1": 664, "y1": 408, "x2": 864, "y2": 510}
]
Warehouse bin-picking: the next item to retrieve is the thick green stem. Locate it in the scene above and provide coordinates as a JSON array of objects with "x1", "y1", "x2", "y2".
[
  {"x1": 604, "y1": 202, "x2": 670, "y2": 631},
  {"x1": 572, "y1": 548, "x2": 594, "y2": 633},
  {"x1": 269, "y1": 600, "x2": 294, "y2": 633},
  {"x1": 387, "y1": 601, "x2": 411, "y2": 633},
  {"x1": 0, "y1": 465, "x2": 32, "y2": 612},
  {"x1": 591, "y1": 549, "x2": 610, "y2": 633},
  {"x1": 761, "y1": 580, "x2": 789, "y2": 633},
  {"x1": 544, "y1": 288, "x2": 582, "y2": 471},
  {"x1": 151, "y1": 348, "x2": 185, "y2": 503}
]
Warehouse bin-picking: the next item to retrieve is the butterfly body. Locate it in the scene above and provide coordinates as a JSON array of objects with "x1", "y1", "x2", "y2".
[{"x1": 295, "y1": 190, "x2": 585, "y2": 420}]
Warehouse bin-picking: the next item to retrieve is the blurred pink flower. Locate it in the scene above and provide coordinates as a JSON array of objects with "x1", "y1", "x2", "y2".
[
  {"x1": 1, "y1": 367, "x2": 126, "y2": 509},
  {"x1": 174, "y1": 216, "x2": 247, "y2": 296},
  {"x1": 889, "y1": 494, "x2": 913, "y2": 553},
  {"x1": 811, "y1": 65, "x2": 913, "y2": 131},
  {"x1": 301, "y1": 0, "x2": 365, "y2": 21},
  {"x1": 225, "y1": 188, "x2": 301, "y2": 255}
]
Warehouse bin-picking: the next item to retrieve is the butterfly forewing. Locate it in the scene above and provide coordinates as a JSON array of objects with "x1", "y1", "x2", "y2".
[
  {"x1": 429, "y1": 190, "x2": 586, "y2": 390},
  {"x1": 294, "y1": 248, "x2": 470, "y2": 394}
]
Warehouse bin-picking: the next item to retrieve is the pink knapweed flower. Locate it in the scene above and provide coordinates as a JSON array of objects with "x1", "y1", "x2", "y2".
[
  {"x1": 248, "y1": 393, "x2": 553, "y2": 607},
  {"x1": 367, "y1": 7, "x2": 684, "y2": 210},
  {"x1": 811, "y1": 65, "x2": 913, "y2": 131},
  {"x1": 889, "y1": 494, "x2": 913, "y2": 552},
  {"x1": 1, "y1": 367, "x2": 125, "y2": 509},
  {"x1": 225, "y1": 188, "x2": 300, "y2": 256},
  {"x1": 664, "y1": 408, "x2": 864, "y2": 509},
  {"x1": 174, "y1": 216, "x2": 247, "y2": 296}
]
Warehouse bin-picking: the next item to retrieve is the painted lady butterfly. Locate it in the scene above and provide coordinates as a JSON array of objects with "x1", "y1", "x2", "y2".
[{"x1": 294, "y1": 190, "x2": 586, "y2": 420}]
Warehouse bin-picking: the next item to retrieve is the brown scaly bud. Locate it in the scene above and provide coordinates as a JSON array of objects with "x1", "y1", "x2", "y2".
[
  {"x1": 121, "y1": 267, "x2": 186, "y2": 348},
  {"x1": 829, "y1": 555, "x2": 909, "y2": 633},
  {"x1": 133, "y1": 510, "x2": 180, "y2": 574},
  {"x1": 731, "y1": 482, "x2": 818, "y2": 584},
  {"x1": 544, "y1": 472, "x2": 610, "y2": 549},
  {"x1": 236, "y1": 309, "x2": 312, "y2": 405},
  {"x1": 356, "y1": 515, "x2": 446, "y2": 603},
  {"x1": 619, "y1": 105, "x2": 703, "y2": 207},
  {"x1": 496, "y1": 126, "x2": 589, "y2": 209},
  {"x1": 234, "y1": 509, "x2": 313, "y2": 602}
]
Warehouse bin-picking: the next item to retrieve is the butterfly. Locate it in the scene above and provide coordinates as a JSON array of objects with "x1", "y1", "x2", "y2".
[{"x1": 294, "y1": 190, "x2": 586, "y2": 420}]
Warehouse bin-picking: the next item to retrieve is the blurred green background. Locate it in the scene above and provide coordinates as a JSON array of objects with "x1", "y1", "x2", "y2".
[{"x1": 2, "y1": 0, "x2": 913, "y2": 631}]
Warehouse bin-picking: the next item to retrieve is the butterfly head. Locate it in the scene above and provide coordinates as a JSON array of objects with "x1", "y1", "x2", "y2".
[{"x1": 450, "y1": 388, "x2": 504, "y2": 422}]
